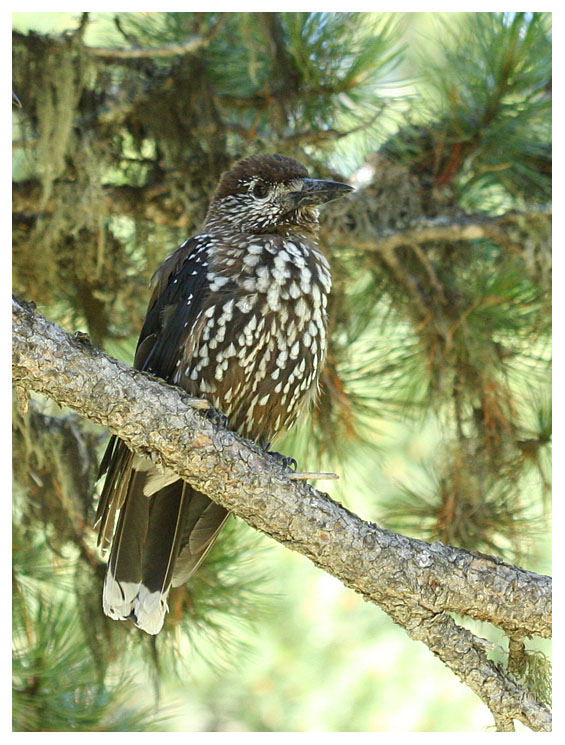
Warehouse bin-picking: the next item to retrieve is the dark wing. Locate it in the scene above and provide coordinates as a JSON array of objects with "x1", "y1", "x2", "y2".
[
  {"x1": 95, "y1": 236, "x2": 210, "y2": 547},
  {"x1": 134, "y1": 236, "x2": 211, "y2": 378},
  {"x1": 95, "y1": 236, "x2": 228, "y2": 635}
]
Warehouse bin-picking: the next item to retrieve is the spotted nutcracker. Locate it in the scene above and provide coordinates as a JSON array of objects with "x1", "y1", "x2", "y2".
[{"x1": 95, "y1": 153, "x2": 353, "y2": 634}]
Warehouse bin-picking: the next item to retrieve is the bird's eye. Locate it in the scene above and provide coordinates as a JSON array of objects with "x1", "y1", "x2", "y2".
[{"x1": 252, "y1": 182, "x2": 269, "y2": 198}]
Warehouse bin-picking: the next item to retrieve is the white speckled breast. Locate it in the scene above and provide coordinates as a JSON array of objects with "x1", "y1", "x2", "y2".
[{"x1": 175, "y1": 234, "x2": 331, "y2": 444}]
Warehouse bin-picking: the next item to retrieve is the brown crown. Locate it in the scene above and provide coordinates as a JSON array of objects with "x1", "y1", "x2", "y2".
[{"x1": 214, "y1": 154, "x2": 309, "y2": 199}]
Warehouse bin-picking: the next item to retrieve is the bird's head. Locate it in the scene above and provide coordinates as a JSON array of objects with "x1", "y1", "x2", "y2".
[{"x1": 204, "y1": 153, "x2": 353, "y2": 236}]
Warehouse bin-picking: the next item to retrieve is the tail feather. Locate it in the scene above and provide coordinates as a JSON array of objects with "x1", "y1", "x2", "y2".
[
  {"x1": 97, "y1": 442, "x2": 229, "y2": 635},
  {"x1": 172, "y1": 494, "x2": 229, "y2": 587},
  {"x1": 131, "y1": 585, "x2": 168, "y2": 635},
  {"x1": 132, "y1": 481, "x2": 188, "y2": 634},
  {"x1": 95, "y1": 438, "x2": 133, "y2": 554},
  {"x1": 102, "y1": 473, "x2": 150, "y2": 620}
]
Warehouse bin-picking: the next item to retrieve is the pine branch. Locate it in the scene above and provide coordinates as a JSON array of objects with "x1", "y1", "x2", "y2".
[
  {"x1": 87, "y1": 36, "x2": 208, "y2": 59},
  {"x1": 12, "y1": 15, "x2": 227, "y2": 61},
  {"x1": 12, "y1": 297, "x2": 551, "y2": 731},
  {"x1": 347, "y1": 209, "x2": 552, "y2": 256}
]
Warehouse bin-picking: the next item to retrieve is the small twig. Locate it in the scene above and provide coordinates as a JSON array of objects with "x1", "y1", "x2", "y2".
[
  {"x1": 89, "y1": 14, "x2": 227, "y2": 60},
  {"x1": 287, "y1": 471, "x2": 340, "y2": 481},
  {"x1": 76, "y1": 12, "x2": 89, "y2": 39},
  {"x1": 114, "y1": 15, "x2": 140, "y2": 48},
  {"x1": 354, "y1": 209, "x2": 552, "y2": 257},
  {"x1": 88, "y1": 36, "x2": 210, "y2": 59},
  {"x1": 508, "y1": 635, "x2": 527, "y2": 676},
  {"x1": 183, "y1": 397, "x2": 211, "y2": 411}
]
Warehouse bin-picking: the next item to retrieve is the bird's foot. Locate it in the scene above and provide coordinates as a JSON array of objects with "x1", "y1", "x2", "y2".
[
  {"x1": 268, "y1": 450, "x2": 298, "y2": 471},
  {"x1": 205, "y1": 406, "x2": 229, "y2": 429}
]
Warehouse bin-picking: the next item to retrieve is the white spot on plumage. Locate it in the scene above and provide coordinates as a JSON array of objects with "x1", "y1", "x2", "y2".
[
  {"x1": 245, "y1": 315, "x2": 258, "y2": 333},
  {"x1": 300, "y1": 268, "x2": 312, "y2": 293},
  {"x1": 242, "y1": 278, "x2": 257, "y2": 292},
  {"x1": 200, "y1": 380, "x2": 217, "y2": 393},
  {"x1": 266, "y1": 285, "x2": 281, "y2": 311},
  {"x1": 236, "y1": 296, "x2": 254, "y2": 313},
  {"x1": 243, "y1": 253, "x2": 261, "y2": 268},
  {"x1": 255, "y1": 276, "x2": 270, "y2": 293},
  {"x1": 318, "y1": 267, "x2": 331, "y2": 292},
  {"x1": 286, "y1": 321, "x2": 297, "y2": 343},
  {"x1": 276, "y1": 348, "x2": 288, "y2": 368},
  {"x1": 289, "y1": 282, "x2": 301, "y2": 299},
  {"x1": 222, "y1": 298, "x2": 235, "y2": 316},
  {"x1": 275, "y1": 249, "x2": 290, "y2": 264},
  {"x1": 284, "y1": 241, "x2": 301, "y2": 257},
  {"x1": 272, "y1": 266, "x2": 290, "y2": 286},
  {"x1": 102, "y1": 574, "x2": 139, "y2": 621},
  {"x1": 132, "y1": 585, "x2": 168, "y2": 636},
  {"x1": 209, "y1": 275, "x2": 230, "y2": 291},
  {"x1": 295, "y1": 297, "x2": 308, "y2": 320},
  {"x1": 311, "y1": 284, "x2": 322, "y2": 307}
]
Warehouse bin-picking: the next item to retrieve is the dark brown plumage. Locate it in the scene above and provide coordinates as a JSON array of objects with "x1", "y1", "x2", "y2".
[{"x1": 95, "y1": 153, "x2": 352, "y2": 634}]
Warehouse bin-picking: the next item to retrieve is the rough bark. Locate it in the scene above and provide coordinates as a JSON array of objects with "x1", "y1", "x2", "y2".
[{"x1": 12, "y1": 297, "x2": 552, "y2": 731}]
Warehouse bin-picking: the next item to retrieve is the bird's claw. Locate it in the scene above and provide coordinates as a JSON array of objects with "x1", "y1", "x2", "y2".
[
  {"x1": 268, "y1": 450, "x2": 298, "y2": 470},
  {"x1": 205, "y1": 406, "x2": 229, "y2": 429}
]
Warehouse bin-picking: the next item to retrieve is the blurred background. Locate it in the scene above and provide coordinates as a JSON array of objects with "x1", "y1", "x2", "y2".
[{"x1": 12, "y1": 12, "x2": 551, "y2": 731}]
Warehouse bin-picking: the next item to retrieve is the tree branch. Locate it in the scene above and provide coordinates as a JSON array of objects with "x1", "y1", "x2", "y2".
[
  {"x1": 12, "y1": 297, "x2": 551, "y2": 731},
  {"x1": 12, "y1": 16, "x2": 227, "y2": 62},
  {"x1": 345, "y1": 209, "x2": 552, "y2": 256},
  {"x1": 88, "y1": 36, "x2": 209, "y2": 60}
]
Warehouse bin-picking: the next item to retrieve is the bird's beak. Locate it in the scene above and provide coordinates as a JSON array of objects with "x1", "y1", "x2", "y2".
[{"x1": 285, "y1": 178, "x2": 353, "y2": 210}]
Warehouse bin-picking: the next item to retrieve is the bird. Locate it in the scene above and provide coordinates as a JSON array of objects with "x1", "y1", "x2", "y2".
[{"x1": 95, "y1": 153, "x2": 353, "y2": 634}]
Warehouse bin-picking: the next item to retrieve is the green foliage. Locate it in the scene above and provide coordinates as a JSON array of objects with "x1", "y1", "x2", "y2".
[
  {"x1": 12, "y1": 530, "x2": 165, "y2": 731},
  {"x1": 414, "y1": 12, "x2": 551, "y2": 204},
  {"x1": 12, "y1": 11, "x2": 551, "y2": 732}
]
